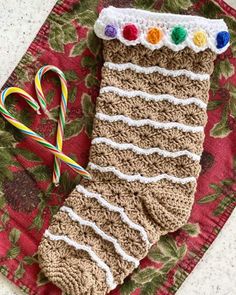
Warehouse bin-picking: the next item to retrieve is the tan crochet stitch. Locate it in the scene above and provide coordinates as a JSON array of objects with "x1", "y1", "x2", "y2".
[{"x1": 38, "y1": 7, "x2": 229, "y2": 295}]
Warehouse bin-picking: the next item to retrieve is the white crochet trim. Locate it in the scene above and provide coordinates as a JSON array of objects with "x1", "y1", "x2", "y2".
[
  {"x1": 88, "y1": 162, "x2": 196, "y2": 184},
  {"x1": 94, "y1": 6, "x2": 229, "y2": 53},
  {"x1": 76, "y1": 184, "x2": 151, "y2": 247},
  {"x1": 44, "y1": 230, "x2": 116, "y2": 290},
  {"x1": 61, "y1": 206, "x2": 139, "y2": 267},
  {"x1": 96, "y1": 112, "x2": 204, "y2": 133},
  {"x1": 92, "y1": 137, "x2": 201, "y2": 161},
  {"x1": 100, "y1": 86, "x2": 207, "y2": 109},
  {"x1": 104, "y1": 62, "x2": 210, "y2": 81}
]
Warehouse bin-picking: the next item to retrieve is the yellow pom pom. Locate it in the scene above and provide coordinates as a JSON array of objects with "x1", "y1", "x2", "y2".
[
  {"x1": 193, "y1": 31, "x2": 207, "y2": 47},
  {"x1": 147, "y1": 28, "x2": 163, "y2": 44}
]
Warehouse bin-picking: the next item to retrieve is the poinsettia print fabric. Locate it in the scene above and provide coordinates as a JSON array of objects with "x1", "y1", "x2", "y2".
[{"x1": 0, "y1": 0, "x2": 235, "y2": 294}]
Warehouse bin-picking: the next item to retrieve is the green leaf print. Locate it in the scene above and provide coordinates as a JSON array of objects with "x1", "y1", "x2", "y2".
[
  {"x1": 29, "y1": 165, "x2": 51, "y2": 181},
  {"x1": 160, "y1": 260, "x2": 176, "y2": 274},
  {"x1": 210, "y1": 78, "x2": 220, "y2": 95},
  {"x1": 23, "y1": 255, "x2": 38, "y2": 265},
  {"x1": 49, "y1": 106, "x2": 60, "y2": 121},
  {"x1": 148, "y1": 247, "x2": 170, "y2": 263},
  {"x1": 178, "y1": 245, "x2": 187, "y2": 259},
  {"x1": 87, "y1": 30, "x2": 101, "y2": 56},
  {"x1": 1, "y1": 211, "x2": 10, "y2": 224},
  {"x1": 223, "y1": 16, "x2": 236, "y2": 57},
  {"x1": 70, "y1": 40, "x2": 87, "y2": 57},
  {"x1": 76, "y1": 10, "x2": 98, "y2": 27},
  {"x1": 133, "y1": 268, "x2": 158, "y2": 284},
  {"x1": 0, "y1": 129, "x2": 18, "y2": 184},
  {"x1": 82, "y1": 94, "x2": 95, "y2": 137},
  {"x1": 221, "y1": 178, "x2": 234, "y2": 186},
  {"x1": 157, "y1": 236, "x2": 179, "y2": 259},
  {"x1": 212, "y1": 58, "x2": 235, "y2": 81},
  {"x1": 14, "y1": 262, "x2": 25, "y2": 280},
  {"x1": 59, "y1": 171, "x2": 81, "y2": 194},
  {"x1": 64, "y1": 70, "x2": 78, "y2": 81},
  {"x1": 207, "y1": 100, "x2": 223, "y2": 111},
  {"x1": 68, "y1": 86, "x2": 78, "y2": 103},
  {"x1": 7, "y1": 246, "x2": 20, "y2": 259},
  {"x1": 64, "y1": 118, "x2": 83, "y2": 139},
  {"x1": 161, "y1": 0, "x2": 192, "y2": 13},
  {"x1": 217, "y1": 59, "x2": 235, "y2": 79},
  {"x1": 82, "y1": 94, "x2": 94, "y2": 116},
  {"x1": 198, "y1": 193, "x2": 220, "y2": 204},
  {"x1": 15, "y1": 148, "x2": 41, "y2": 162},
  {"x1": 0, "y1": 130, "x2": 16, "y2": 147},
  {"x1": 209, "y1": 183, "x2": 222, "y2": 193},
  {"x1": 120, "y1": 279, "x2": 137, "y2": 295},
  {"x1": 45, "y1": 89, "x2": 55, "y2": 104},
  {"x1": 199, "y1": 157, "x2": 236, "y2": 216},
  {"x1": 65, "y1": 94, "x2": 95, "y2": 138},
  {"x1": 49, "y1": 24, "x2": 64, "y2": 52},
  {"x1": 19, "y1": 285, "x2": 30, "y2": 294},
  {"x1": 229, "y1": 85, "x2": 236, "y2": 118},
  {"x1": 149, "y1": 235, "x2": 188, "y2": 263},
  {"x1": 200, "y1": 1, "x2": 223, "y2": 18},
  {"x1": 31, "y1": 215, "x2": 44, "y2": 231},
  {"x1": 0, "y1": 266, "x2": 8, "y2": 276},
  {"x1": 74, "y1": 0, "x2": 98, "y2": 15},
  {"x1": 133, "y1": 0, "x2": 156, "y2": 9},
  {"x1": 37, "y1": 270, "x2": 50, "y2": 286},
  {"x1": 210, "y1": 105, "x2": 232, "y2": 138},
  {"x1": 62, "y1": 23, "x2": 77, "y2": 44},
  {"x1": 14, "y1": 52, "x2": 36, "y2": 85},
  {"x1": 140, "y1": 275, "x2": 165, "y2": 295},
  {"x1": 9, "y1": 228, "x2": 21, "y2": 244},
  {"x1": 213, "y1": 194, "x2": 235, "y2": 216},
  {"x1": 81, "y1": 55, "x2": 98, "y2": 68},
  {"x1": 85, "y1": 73, "x2": 99, "y2": 87},
  {"x1": 0, "y1": 195, "x2": 6, "y2": 209},
  {"x1": 121, "y1": 235, "x2": 188, "y2": 294}
]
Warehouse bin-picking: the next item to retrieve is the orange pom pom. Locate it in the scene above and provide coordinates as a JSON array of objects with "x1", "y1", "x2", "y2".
[{"x1": 147, "y1": 28, "x2": 163, "y2": 44}]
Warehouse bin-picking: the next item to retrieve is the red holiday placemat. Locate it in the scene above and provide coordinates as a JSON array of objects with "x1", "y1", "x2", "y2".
[{"x1": 0, "y1": 1, "x2": 235, "y2": 294}]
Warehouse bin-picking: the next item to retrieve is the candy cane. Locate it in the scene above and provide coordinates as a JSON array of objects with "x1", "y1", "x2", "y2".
[
  {"x1": 35, "y1": 65, "x2": 68, "y2": 185},
  {"x1": 0, "y1": 87, "x2": 91, "y2": 180}
]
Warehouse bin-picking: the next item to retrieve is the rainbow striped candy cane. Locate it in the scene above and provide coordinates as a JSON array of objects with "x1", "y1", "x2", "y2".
[
  {"x1": 0, "y1": 87, "x2": 91, "y2": 180},
  {"x1": 35, "y1": 65, "x2": 68, "y2": 185}
]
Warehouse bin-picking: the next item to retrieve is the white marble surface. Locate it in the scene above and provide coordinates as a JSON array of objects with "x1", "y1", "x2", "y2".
[{"x1": 0, "y1": 1, "x2": 236, "y2": 295}]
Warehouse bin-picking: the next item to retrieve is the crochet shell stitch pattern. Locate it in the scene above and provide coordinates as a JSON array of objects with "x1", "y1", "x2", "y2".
[{"x1": 38, "y1": 6, "x2": 230, "y2": 295}]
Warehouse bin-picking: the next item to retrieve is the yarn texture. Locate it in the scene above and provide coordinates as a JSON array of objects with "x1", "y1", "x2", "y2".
[
  {"x1": 216, "y1": 31, "x2": 230, "y2": 48},
  {"x1": 171, "y1": 26, "x2": 187, "y2": 44},
  {"x1": 38, "y1": 7, "x2": 229, "y2": 295},
  {"x1": 122, "y1": 24, "x2": 139, "y2": 41},
  {"x1": 193, "y1": 31, "x2": 207, "y2": 47},
  {"x1": 105, "y1": 24, "x2": 117, "y2": 38},
  {"x1": 94, "y1": 6, "x2": 230, "y2": 53},
  {"x1": 147, "y1": 27, "x2": 163, "y2": 44}
]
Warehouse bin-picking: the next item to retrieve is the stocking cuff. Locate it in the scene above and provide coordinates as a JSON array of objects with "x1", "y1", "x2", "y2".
[{"x1": 94, "y1": 6, "x2": 230, "y2": 53}]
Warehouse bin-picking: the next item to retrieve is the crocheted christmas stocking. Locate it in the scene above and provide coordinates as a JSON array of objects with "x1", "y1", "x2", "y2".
[{"x1": 38, "y1": 7, "x2": 230, "y2": 295}]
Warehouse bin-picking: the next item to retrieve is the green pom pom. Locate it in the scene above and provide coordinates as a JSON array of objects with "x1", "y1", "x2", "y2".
[{"x1": 171, "y1": 26, "x2": 187, "y2": 45}]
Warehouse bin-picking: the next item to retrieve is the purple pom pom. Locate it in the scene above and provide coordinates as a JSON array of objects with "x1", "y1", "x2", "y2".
[
  {"x1": 104, "y1": 25, "x2": 117, "y2": 38},
  {"x1": 216, "y1": 31, "x2": 230, "y2": 49}
]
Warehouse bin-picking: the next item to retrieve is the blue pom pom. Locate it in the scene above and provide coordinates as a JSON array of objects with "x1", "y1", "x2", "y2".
[{"x1": 216, "y1": 31, "x2": 230, "y2": 49}]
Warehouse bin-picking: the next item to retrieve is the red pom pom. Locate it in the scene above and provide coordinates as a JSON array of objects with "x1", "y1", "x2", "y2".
[{"x1": 123, "y1": 24, "x2": 139, "y2": 41}]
